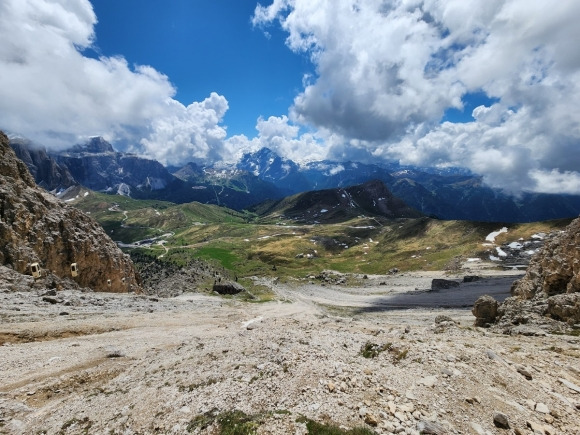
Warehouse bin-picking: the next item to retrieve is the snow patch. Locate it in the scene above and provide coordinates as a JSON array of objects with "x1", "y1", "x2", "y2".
[
  {"x1": 486, "y1": 227, "x2": 508, "y2": 242},
  {"x1": 525, "y1": 250, "x2": 537, "y2": 255},
  {"x1": 496, "y1": 247, "x2": 508, "y2": 257}
]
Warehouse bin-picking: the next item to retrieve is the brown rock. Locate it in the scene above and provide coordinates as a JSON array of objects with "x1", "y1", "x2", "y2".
[
  {"x1": 547, "y1": 293, "x2": 580, "y2": 323},
  {"x1": 512, "y1": 217, "x2": 580, "y2": 299},
  {"x1": 364, "y1": 412, "x2": 378, "y2": 426},
  {"x1": 0, "y1": 131, "x2": 141, "y2": 293},
  {"x1": 472, "y1": 295, "x2": 499, "y2": 327}
]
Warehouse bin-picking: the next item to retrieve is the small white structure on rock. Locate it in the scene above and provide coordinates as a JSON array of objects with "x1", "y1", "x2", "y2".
[{"x1": 30, "y1": 262, "x2": 41, "y2": 279}]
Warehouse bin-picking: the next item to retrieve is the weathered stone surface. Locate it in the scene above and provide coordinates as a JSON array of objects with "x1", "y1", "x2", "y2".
[
  {"x1": 487, "y1": 217, "x2": 580, "y2": 328},
  {"x1": 417, "y1": 420, "x2": 447, "y2": 434},
  {"x1": 0, "y1": 131, "x2": 141, "y2": 293},
  {"x1": 213, "y1": 281, "x2": 245, "y2": 295},
  {"x1": 547, "y1": 293, "x2": 580, "y2": 323},
  {"x1": 512, "y1": 218, "x2": 580, "y2": 299},
  {"x1": 472, "y1": 295, "x2": 499, "y2": 327}
]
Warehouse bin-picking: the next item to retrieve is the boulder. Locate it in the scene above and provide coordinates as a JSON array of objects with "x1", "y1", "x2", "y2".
[
  {"x1": 213, "y1": 281, "x2": 245, "y2": 295},
  {"x1": 472, "y1": 295, "x2": 499, "y2": 327},
  {"x1": 431, "y1": 278, "x2": 460, "y2": 290},
  {"x1": 547, "y1": 293, "x2": 580, "y2": 323}
]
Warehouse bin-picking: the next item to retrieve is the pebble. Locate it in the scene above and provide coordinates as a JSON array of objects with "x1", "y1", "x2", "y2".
[
  {"x1": 524, "y1": 399, "x2": 536, "y2": 410},
  {"x1": 535, "y1": 402, "x2": 549, "y2": 414},
  {"x1": 470, "y1": 422, "x2": 485, "y2": 435},
  {"x1": 364, "y1": 413, "x2": 379, "y2": 426},
  {"x1": 516, "y1": 365, "x2": 533, "y2": 380},
  {"x1": 416, "y1": 420, "x2": 446, "y2": 435},
  {"x1": 327, "y1": 381, "x2": 335, "y2": 393},
  {"x1": 418, "y1": 376, "x2": 438, "y2": 387},
  {"x1": 493, "y1": 412, "x2": 510, "y2": 429}
]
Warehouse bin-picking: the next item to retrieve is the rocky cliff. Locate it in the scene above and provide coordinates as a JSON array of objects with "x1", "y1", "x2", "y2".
[
  {"x1": 53, "y1": 137, "x2": 174, "y2": 194},
  {"x1": 9, "y1": 137, "x2": 76, "y2": 191},
  {"x1": 511, "y1": 217, "x2": 580, "y2": 299},
  {"x1": 0, "y1": 131, "x2": 141, "y2": 293},
  {"x1": 473, "y1": 217, "x2": 580, "y2": 329}
]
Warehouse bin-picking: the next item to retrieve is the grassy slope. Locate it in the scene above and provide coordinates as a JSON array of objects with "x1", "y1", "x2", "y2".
[{"x1": 72, "y1": 191, "x2": 574, "y2": 279}]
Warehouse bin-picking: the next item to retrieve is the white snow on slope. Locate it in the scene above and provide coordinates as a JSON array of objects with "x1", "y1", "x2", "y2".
[{"x1": 486, "y1": 227, "x2": 508, "y2": 242}]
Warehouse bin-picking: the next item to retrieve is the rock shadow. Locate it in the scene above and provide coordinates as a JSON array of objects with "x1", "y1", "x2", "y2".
[{"x1": 353, "y1": 275, "x2": 523, "y2": 314}]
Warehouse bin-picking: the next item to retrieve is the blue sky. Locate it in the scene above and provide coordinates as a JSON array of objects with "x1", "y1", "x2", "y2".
[
  {"x1": 1, "y1": 0, "x2": 579, "y2": 194},
  {"x1": 89, "y1": 0, "x2": 311, "y2": 138}
]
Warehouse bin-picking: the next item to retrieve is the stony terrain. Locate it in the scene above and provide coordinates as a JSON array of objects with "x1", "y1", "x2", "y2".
[{"x1": 1, "y1": 267, "x2": 579, "y2": 435}]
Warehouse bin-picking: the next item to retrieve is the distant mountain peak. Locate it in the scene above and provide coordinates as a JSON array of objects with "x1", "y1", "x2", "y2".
[{"x1": 68, "y1": 136, "x2": 115, "y2": 154}]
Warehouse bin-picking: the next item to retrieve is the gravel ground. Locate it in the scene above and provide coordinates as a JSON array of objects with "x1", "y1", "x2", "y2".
[{"x1": 1, "y1": 267, "x2": 579, "y2": 435}]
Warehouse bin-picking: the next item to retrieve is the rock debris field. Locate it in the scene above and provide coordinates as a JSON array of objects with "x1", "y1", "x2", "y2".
[{"x1": 1, "y1": 268, "x2": 579, "y2": 435}]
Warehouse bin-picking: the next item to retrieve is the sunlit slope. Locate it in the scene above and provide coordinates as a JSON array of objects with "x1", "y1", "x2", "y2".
[{"x1": 71, "y1": 190, "x2": 572, "y2": 277}]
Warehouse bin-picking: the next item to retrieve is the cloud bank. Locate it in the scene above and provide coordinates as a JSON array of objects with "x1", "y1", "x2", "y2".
[
  {"x1": 1, "y1": 0, "x2": 579, "y2": 194},
  {"x1": 253, "y1": 0, "x2": 580, "y2": 193},
  {"x1": 0, "y1": 0, "x2": 227, "y2": 166}
]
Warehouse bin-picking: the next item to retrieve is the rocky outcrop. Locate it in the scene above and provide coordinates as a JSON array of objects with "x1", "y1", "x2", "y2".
[
  {"x1": 9, "y1": 137, "x2": 76, "y2": 192},
  {"x1": 511, "y1": 218, "x2": 580, "y2": 299},
  {"x1": 53, "y1": 137, "x2": 174, "y2": 193},
  {"x1": 0, "y1": 131, "x2": 141, "y2": 293},
  {"x1": 475, "y1": 217, "x2": 580, "y2": 328}
]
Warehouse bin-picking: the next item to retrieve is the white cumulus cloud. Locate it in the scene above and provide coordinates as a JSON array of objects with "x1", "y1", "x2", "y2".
[
  {"x1": 224, "y1": 115, "x2": 327, "y2": 163},
  {"x1": 0, "y1": 0, "x2": 228, "y2": 165},
  {"x1": 254, "y1": 0, "x2": 580, "y2": 193}
]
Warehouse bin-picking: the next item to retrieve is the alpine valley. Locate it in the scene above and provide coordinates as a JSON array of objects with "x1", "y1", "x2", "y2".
[{"x1": 10, "y1": 136, "x2": 580, "y2": 223}]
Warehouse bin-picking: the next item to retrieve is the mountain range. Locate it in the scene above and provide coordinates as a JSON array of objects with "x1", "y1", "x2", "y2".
[{"x1": 9, "y1": 136, "x2": 580, "y2": 223}]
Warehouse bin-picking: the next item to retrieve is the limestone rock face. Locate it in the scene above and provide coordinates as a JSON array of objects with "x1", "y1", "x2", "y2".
[
  {"x1": 0, "y1": 131, "x2": 141, "y2": 293},
  {"x1": 9, "y1": 137, "x2": 76, "y2": 191},
  {"x1": 511, "y1": 218, "x2": 580, "y2": 299},
  {"x1": 488, "y1": 217, "x2": 580, "y2": 327}
]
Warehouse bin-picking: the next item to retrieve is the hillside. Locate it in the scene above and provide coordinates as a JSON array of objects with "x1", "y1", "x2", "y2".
[
  {"x1": 68, "y1": 185, "x2": 573, "y2": 283},
  {"x1": 250, "y1": 180, "x2": 421, "y2": 224}
]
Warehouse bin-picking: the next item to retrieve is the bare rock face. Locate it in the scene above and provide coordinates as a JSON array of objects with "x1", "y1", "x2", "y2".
[
  {"x1": 0, "y1": 131, "x2": 141, "y2": 293},
  {"x1": 482, "y1": 217, "x2": 580, "y2": 328},
  {"x1": 511, "y1": 218, "x2": 580, "y2": 299}
]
